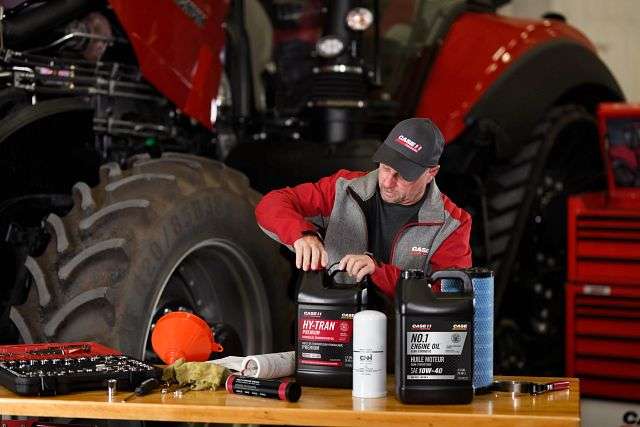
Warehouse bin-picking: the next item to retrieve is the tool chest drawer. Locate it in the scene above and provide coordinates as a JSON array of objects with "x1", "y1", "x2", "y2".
[
  {"x1": 567, "y1": 197, "x2": 640, "y2": 286},
  {"x1": 565, "y1": 283, "x2": 640, "y2": 400}
]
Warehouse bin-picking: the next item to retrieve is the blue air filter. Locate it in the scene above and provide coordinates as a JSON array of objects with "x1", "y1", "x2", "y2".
[{"x1": 441, "y1": 268, "x2": 494, "y2": 390}]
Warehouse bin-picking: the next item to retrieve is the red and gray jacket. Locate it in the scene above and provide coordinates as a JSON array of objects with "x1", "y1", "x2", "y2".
[{"x1": 255, "y1": 169, "x2": 472, "y2": 298}]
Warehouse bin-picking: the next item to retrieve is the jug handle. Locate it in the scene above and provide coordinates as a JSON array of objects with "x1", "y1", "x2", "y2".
[
  {"x1": 430, "y1": 269, "x2": 473, "y2": 293},
  {"x1": 326, "y1": 262, "x2": 367, "y2": 286},
  {"x1": 327, "y1": 262, "x2": 343, "y2": 278}
]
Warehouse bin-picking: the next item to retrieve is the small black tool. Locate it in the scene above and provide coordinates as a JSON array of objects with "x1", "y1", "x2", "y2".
[{"x1": 122, "y1": 377, "x2": 160, "y2": 402}]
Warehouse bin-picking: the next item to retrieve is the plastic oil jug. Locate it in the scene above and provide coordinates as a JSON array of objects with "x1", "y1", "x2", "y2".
[
  {"x1": 296, "y1": 269, "x2": 368, "y2": 388},
  {"x1": 395, "y1": 269, "x2": 474, "y2": 404}
]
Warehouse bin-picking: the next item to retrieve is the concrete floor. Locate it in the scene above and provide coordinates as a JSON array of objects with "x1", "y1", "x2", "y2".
[{"x1": 581, "y1": 398, "x2": 640, "y2": 427}]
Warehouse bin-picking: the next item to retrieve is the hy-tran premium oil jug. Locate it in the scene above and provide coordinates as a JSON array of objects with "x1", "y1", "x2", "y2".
[
  {"x1": 296, "y1": 270, "x2": 368, "y2": 388},
  {"x1": 396, "y1": 269, "x2": 474, "y2": 404}
]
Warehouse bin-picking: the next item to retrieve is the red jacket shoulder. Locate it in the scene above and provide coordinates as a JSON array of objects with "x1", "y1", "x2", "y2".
[{"x1": 442, "y1": 193, "x2": 471, "y2": 223}]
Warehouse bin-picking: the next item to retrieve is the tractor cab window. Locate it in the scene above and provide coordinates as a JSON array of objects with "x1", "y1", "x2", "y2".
[
  {"x1": 606, "y1": 118, "x2": 640, "y2": 188},
  {"x1": 261, "y1": 0, "x2": 324, "y2": 112},
  {"x1": 259, "y1": 0, "x2": 464, "y2": 113},
  {"x1": 364, "y1": 0, "x2": 464, "y2": 105}
]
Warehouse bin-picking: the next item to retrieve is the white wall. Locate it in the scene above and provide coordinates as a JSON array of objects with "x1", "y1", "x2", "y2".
[{"x1": 500, "y1": 0, "x2": 640, "y2": 101}]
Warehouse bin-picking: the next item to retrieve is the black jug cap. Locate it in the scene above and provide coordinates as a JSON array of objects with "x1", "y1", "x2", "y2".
[
  {"x1": 401, "y1": 269, "x2": 425, "y2": 280},
  {"x1": 465, "y1": 267, "x2": 493, "y2": 278}
]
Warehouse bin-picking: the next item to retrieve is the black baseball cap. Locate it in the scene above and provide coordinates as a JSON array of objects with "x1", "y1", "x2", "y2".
[{"x1": 372, "y1": 118, "x2": 445, "y2": 181}]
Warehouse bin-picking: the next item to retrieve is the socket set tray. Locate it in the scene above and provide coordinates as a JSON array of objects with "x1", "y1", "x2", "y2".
[{"x1": 0, "y1": 342, "x2": 161, "y2": 396}]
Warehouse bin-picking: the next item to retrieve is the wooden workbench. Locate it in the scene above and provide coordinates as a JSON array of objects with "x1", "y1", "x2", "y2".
[{"x1": 0, "y1": 376, "x2": 579, "y2": 427}]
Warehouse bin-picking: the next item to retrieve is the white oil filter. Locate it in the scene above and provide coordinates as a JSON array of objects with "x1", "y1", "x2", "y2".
[{"x1": 352, "y1": 310, "x2": 386, "y2": 398}]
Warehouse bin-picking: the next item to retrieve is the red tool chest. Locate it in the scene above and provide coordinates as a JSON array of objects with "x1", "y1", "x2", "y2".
[{"x1": 565, "y1": 103, "x2": 640, "y2": 401}]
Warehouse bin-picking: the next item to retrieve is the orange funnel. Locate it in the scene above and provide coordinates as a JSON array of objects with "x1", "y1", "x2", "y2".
[{"x1": 151, "y1": 312, "x2": 224, "y2": 365}]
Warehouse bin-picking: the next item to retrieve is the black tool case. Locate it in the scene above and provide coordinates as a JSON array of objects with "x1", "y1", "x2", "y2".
[{"x1": 0, "y1": 342, "x2": 161, "y2": 395}]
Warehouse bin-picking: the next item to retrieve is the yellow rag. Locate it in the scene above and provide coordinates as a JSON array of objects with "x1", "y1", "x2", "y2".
[{"x1": 162, "y1": 358, "x2": 229, "y2": 391}]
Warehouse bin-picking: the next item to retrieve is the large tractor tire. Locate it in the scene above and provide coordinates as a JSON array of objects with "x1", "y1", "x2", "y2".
[
  {"x1": 489, "y1": 104, "x2": 605, "y2": 375},
  {"x1": 10, "y1": 153, "x2": 291, "y2": 358}
]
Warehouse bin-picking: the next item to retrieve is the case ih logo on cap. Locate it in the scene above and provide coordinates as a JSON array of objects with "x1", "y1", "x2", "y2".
[{"x1": 395, "y1": 135, "x2": 423, "y2": 153}]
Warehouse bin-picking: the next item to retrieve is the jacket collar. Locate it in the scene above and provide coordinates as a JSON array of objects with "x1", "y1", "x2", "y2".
[
  {"x1": 418, "y1": 179, "x2": 444, "y2": 223},
  {"x1": 347, "y1": 169, "x2": 378, "y2": 201},
  {"x1": 347, "y1": 169, "x2": 444, "y2": 223}
]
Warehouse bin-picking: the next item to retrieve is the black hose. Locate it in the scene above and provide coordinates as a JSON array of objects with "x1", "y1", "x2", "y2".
[
  {"x1": 2, "y1": 0, "x2": 94, "y2": 48},
  {"x1": 225, "y1": 0, "x2": 254, "y2": 126}
]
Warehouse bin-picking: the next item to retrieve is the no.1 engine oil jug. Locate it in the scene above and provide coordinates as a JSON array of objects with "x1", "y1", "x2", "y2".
[
  {"x1": 396, "y1": 269, "x2": 474, "y2": 404},
  {"x1": 296, "y1": 270, "x2": 368, "y2": 388}
]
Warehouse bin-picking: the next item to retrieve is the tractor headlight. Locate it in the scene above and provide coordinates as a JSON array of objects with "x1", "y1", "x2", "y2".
[
  {"x1": 316, "y1": 36, "x2": 344, "y2": 58},
  {"x1": 346, "y1": 7, "x2": 373, "y2": 31}
]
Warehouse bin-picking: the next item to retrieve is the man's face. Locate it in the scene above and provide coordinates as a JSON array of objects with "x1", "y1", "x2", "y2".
[{"x1": 378, "y1": 163, "x2": 439, "y2": 205}]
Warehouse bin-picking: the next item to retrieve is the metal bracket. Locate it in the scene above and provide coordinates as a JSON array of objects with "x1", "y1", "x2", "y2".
[{"x1": 12, "y1": 66, "x2": 35, "y2": 91}]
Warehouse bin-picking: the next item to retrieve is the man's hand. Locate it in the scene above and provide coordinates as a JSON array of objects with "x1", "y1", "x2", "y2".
[
  {"x1": 338, "y1": 254, "x2": 375, "y2": 282},
  {"x1": 293, "y1": 235, "x2": 328, "y2": 271}
]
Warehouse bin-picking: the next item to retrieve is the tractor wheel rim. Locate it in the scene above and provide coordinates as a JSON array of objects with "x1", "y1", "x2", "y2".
[{"x1": 141, "y1": 238, "x2": 272, "y2": 361}]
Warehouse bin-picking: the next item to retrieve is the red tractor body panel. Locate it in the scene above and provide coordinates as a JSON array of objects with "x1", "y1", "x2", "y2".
[
  {"x1": 108, "y1": 0, "x2": 229, "y2": 129},
  {"x1": 416, "y1": 12, "x2": 595, "y2": 143}
]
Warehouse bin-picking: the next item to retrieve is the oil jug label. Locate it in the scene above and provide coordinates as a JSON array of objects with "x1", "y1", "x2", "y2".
[
  {"x1": 353, "y1": 349, "x2": 385, "y2": 376},
  {"x1": 298, "y1": 309, "x2": 355, "y2": 368},
  {"x1": 404, "y1": 318, "x2": 471, "y2": 381},
  {"x1": 299, "y1": 319, "x2": 352, "y2": 343},
  {"x1": 407, "y1": 332, "x2": 467, "y2": 355}
]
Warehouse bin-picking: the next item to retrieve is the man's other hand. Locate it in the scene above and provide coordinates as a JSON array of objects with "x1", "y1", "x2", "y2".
[
  {"x1": 338, "y1": 254, "x2": 375, "y2": 282},
  {"x1": 293, "y1": 235, "x2": 328, "y2": 271}
]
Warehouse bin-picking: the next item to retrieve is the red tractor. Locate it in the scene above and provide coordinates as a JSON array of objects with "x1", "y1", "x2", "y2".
[{"x1": 0, "y1": 0, "x2": 624, "y2": 374}]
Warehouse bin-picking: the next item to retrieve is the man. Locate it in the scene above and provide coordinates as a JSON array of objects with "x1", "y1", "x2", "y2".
[{"x1": 255, "y1": 118, "x2": 471, "y2": 298}]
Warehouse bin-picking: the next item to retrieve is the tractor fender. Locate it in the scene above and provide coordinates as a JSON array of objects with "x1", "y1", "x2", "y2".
[
  {"x1": 414, "y1": 12, "x2": 623, "y2": 156},
  {"x1": 466, "y1": 39, "x2": 624, "y2": 157}
]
